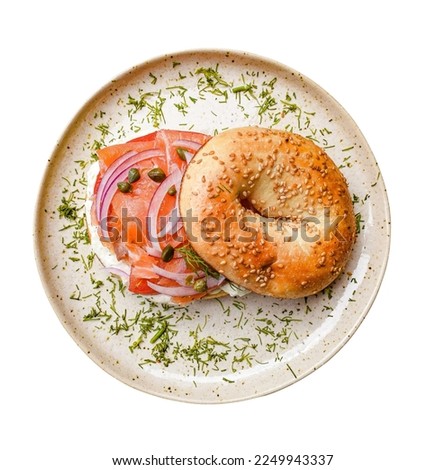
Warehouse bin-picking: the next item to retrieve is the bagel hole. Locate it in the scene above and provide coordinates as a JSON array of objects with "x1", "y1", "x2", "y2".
[
  {"x1": 239, "y1": 197, "x2": 277, "y2": 223},
  {"x1": 239, "y1": 198, "x2": 273, "y2": 222},
  {"x1": 240, "y1": 197, "x2": 263, "y2": 216}
]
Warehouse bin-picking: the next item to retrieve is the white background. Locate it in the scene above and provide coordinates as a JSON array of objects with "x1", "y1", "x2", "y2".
[{"x1": 2, "y1": 1, "x2": 444, "y2": 469}]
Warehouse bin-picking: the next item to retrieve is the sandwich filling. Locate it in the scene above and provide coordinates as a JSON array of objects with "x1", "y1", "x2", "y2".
[{"x1": 87, "y1": 129, "x2": 248, "y2": 304}]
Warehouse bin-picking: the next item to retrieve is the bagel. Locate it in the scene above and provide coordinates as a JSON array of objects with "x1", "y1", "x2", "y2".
[{"x1": 179, "y1": 127, "x2": 356, "y2": 298}]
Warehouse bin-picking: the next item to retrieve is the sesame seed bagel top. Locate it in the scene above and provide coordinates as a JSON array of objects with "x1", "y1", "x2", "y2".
[{"x1": 179, "y1": 127, "x2": 356, "y2": 298}]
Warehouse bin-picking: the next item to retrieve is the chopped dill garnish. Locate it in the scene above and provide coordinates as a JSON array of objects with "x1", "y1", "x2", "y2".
[
  {"x1": 150, "y1": 321, "x2": 168, "y2": 344},
  {"x1": 322, "y1": 285, "x2": 334, "y2": 300},
  {"x1": 371, "y1": 171, "x2": 381, "y2": 187},
  {"x1": 232, "y1": 83, "x2": 255, "y2": 94},
  {"x1": 70, "y1": 285, "x2": 82, "y2": 300},
  {"x1": 173, "y1": 329, "x2": 230, "y2": 371},
  {"x1": 83, "y1": 307, "x2": 111, "y2": 322},
  {"x1": 257, "y1": 95, "x2": 277, "y2": 116},
  {"x1": 95, "y1": 123, "x2": 113, "y2": 139},
  {"x1": 57, "y1": 193, "x2": 78, "y2": 220},
  {"x1": 149, "y1": 72, "x2": 157, "y2": 84},
  {"x1": 355, "y1": 212, "x2": 364, "y2": 234},
  {"x1": 286, "y1": 364, "x2": 297, "y2": 379},
  {"x1": 195, "y1": 66, "x2": 231, "y2": 102},
  {"x1": 222, "y1": 377, "x2": 235, "y2": 383},
  {"x1": 127, "y1": 91, "x2": 166, "y2": 128},
  {"x1": 89, "y1": 273, "x2": 103, "y2": 289}
]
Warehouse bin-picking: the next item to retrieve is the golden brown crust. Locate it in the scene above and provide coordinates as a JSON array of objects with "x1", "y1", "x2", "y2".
[{"x1": 179, "y1": 127, "x2": 356, "y2": 298}]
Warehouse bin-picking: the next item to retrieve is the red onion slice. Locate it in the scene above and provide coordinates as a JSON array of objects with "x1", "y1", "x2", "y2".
[
  {"x1": 146, "y1": 281, "x2": 200, "y2": 297},
  {"x1": 145, "y1": 245, "x2": 163, "y2": 257},
  {"x1": 145, "y1": 243, "x2": 182, "y2": 259},
  {"x1": 96, "y1": 149, "x2": 162, "y2": 218},
  {"x1": 150, "y1": 264, "x2": 196, "y2": 286},
  {"x1": 95, "y1": 150, "x2": 137, "y2": 211},
  {"x1": 172, "y1": 140, "x2": 203, "y2": 163},
  {"x1": 207, "y1": 275, "x2": 225, "y2": 289},
  {"x1": 146, "y1": 168, "x2": 182, "y2": 251},
  {"x1": 160, "y1": 130, "x2": 174, "y2": 174},
  {"x1": 172, "y1": 139, "x2": 203, "y2": 152},
  {"x1": 157, "y1": 206, "x2": 181, "y2": 238},
  {"x1": 183, "y1": 150, "x2": 194, "y2": 164},
  {"x1": 147, "y1": 274, "x2": 225, "y2": 297},
  {"x1": 96, "y1": 149, "x2": 164, "y2": 236}
]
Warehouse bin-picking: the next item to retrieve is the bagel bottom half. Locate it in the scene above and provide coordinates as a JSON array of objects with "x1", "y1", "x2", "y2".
[{"x1": 179, "y1": 127, "x2": 356, "y2": 299}]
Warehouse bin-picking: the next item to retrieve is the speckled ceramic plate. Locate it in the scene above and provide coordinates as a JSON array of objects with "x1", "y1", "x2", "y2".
[{"x1": 34, "y1": 49, "x2": 390, "y2": 403}]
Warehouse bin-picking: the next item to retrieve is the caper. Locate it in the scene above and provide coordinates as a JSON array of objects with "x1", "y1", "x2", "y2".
[
  {"x1": 167, "y1": 185, "x2": 177, "y2": 196},
  {"x1": 128, "y1": 168, "x2": 140, "y2": 183},
  {"x1": 176, "y1": 148, "x2": 187, "y2": 161},
  {"x1": 147, "y1": 167, "x2": 166, "y2": 182},
  {"x1": 117, "y1": 181, "x2": 132, "y2": 193},
  {"x1": 193, "y1": 278, "x2": 207, "y2": 293},
  {"x1": 161, "y1": 244, "x2": 174, "y2": 262}
]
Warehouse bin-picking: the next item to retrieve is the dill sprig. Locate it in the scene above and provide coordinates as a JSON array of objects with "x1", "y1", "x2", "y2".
[
  {"x1": 173, "y1": 329, "x2": 230, "y2": 371},
  {"x1": 177, "y1": 245, "x2": 220, "y2": 279}
]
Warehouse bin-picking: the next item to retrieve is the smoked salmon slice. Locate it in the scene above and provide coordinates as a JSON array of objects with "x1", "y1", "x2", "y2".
[{"x1": 91, "y1": 129, "x2": 222, "y2": 302}]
